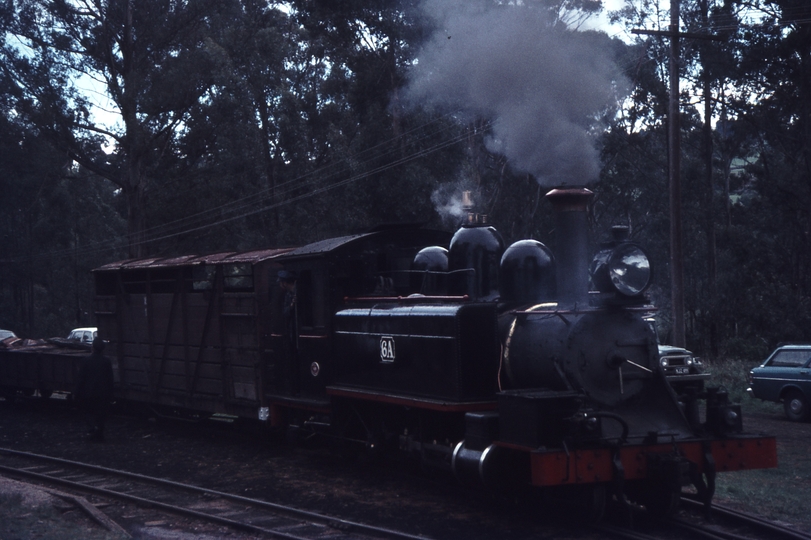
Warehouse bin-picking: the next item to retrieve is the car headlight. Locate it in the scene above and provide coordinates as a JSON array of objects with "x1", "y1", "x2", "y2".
[
  {"x1": 661, "y1": 358, "x2": 669, "y2": 367},
  {"x1": 591, "y1": 243, "x2": 652, "y2": 297}
]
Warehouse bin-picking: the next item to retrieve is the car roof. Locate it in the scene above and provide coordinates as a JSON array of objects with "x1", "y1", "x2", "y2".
[{"x1": 70, "y1": 327, "x2": 97, "y2": 332}]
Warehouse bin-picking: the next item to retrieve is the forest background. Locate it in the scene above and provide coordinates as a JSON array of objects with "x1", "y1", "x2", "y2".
[{"x1": 1, "y1": 0, "x2": 809, "y2": 362}]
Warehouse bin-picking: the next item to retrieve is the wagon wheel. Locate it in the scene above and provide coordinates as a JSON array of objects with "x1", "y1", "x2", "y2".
[
  {"x1": 38, "y1": 389, "x2": 53, "y2": 399},
  {"x1": 783, "y1": 389, "x2": 810, "y2": 422}
]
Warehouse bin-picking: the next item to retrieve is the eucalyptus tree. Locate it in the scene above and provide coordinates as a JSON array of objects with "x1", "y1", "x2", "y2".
[
  {"x1": 0, "y1": 0, "x2": 219, "y2": 258},
  {"x1": 717, "y1": 0, "x2": 811, "y2": 354},
  {"x1": 605, "y1": 0, "x2": 811, "y2": 357}
]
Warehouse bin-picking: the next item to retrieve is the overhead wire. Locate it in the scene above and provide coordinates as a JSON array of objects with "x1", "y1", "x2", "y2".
[
  {"x1": 7, "y1": 2, "x2": 806, "y2": 264},
  {"x1": 134, "y1": 111, "x2": 466, "y2": 246},
  {"x1": 2, "y1": 113, "x2": 482, "y2": 264}
]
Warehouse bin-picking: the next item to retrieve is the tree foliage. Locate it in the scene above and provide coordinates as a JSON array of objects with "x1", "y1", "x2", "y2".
[{"x1": 2, "y1": 0, "x2": 811, "y2": 359}]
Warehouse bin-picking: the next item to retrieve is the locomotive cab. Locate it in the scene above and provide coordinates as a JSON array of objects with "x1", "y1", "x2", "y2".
[{"x1": 265, "y1": 226, "x2": 453, "y2": 405}]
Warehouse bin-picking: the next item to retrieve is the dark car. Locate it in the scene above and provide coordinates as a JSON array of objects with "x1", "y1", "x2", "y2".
[
  {"x1": 645, "y1": 319, "x2": 709, "y2": 393},
  {"x1": 748, "y1": 345, "x2": 811, "y2": 421}
]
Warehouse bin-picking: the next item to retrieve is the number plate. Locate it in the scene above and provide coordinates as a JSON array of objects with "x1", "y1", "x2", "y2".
[
  {"x1": 674, "y1": 367, "x2": 689, "y2": 375},
  {"x1": 380, "y1": 336, "x2": 396, "y2": 363}
]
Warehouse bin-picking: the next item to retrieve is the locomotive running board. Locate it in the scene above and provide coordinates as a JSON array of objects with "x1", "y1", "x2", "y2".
[{"x1": 326, "y1": 386, "x2": 498, "y2": 412}]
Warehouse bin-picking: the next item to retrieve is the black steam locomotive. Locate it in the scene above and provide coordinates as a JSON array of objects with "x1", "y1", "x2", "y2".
[{"x1": 0, "y1": 187, "x2": 776, "y2": 519}]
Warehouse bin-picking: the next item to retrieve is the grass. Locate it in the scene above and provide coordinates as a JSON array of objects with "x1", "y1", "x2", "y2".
[
  {"x1": 702, "y1": 357, "x2": 782, "y2": 413},
  {"x1": 701, "y1": 357, "x2": 811, "y2": 531}
]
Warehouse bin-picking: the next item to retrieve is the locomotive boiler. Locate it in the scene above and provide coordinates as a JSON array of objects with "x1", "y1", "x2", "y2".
[{"x1": 0, "y1": 187, "x2": 777, "y2": 521}]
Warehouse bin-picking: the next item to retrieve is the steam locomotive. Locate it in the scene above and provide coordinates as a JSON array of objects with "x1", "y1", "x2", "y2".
[{"x1": 0, "y1": 187, "x2": 776, "y2": 520}]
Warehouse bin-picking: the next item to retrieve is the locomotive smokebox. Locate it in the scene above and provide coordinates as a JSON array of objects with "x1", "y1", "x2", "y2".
[{"x1": 546, "y1": 188, "x2": 593, "y2": 307}]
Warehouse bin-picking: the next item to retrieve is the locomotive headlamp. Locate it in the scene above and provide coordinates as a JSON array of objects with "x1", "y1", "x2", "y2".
[{"x1": 591, "y1": 243, "x2": 652, "y2": 297}]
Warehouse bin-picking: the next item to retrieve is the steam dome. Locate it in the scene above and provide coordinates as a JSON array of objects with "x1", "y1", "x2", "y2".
[{"x1": 500, "y1": 240, "x2": 556, "y2": 304}]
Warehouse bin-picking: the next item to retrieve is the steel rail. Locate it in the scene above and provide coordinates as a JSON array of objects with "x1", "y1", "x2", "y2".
[
  {"x1": 681, "y1": 496, "x2": 811, "y2": 540},
  {"x1": 0, "y1": 446, "x2": 432, "y2": 540}
]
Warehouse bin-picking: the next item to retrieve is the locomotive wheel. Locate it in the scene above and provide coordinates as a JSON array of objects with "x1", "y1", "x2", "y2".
[
  {"x1": 581, "y1": 485, "x2": 607, "y2": 523},
  {"x1": 783, "y1": 389, "x2": 809, "y2": 422},
  {"x1": 557, "y1": 484, "x2": 606, "y2": 523},
  {"x1": 627, "y1": 481, "x2": 681, "y2": 518},
  {"x1": 645, "y1": 487, "x2": 680, "y2": 517}
]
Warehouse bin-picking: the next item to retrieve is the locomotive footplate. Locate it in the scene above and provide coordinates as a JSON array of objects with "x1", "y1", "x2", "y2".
[{"x1": 497, "y1": 435, "x2": 777, "y2": 487}]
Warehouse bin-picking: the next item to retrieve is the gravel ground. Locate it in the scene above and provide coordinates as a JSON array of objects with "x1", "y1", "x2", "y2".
[{"x1": 0, "y1": 395, "x2": 807, "y2": 539}]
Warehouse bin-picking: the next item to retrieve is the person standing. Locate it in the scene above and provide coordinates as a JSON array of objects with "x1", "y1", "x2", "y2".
[
  {"x1": 75, "y1": 337, "x2": 114, "y2": 442},
  {"x1": 277, "y1": 270, "x2": 299, "y2": 395}
]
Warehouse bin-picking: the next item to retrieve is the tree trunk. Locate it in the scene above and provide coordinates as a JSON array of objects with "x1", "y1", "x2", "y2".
[{"x1": 124, "y1": 163, "x2": 147, "y2": 259}]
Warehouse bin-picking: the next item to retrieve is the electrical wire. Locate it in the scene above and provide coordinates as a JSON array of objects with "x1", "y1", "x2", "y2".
[{"x1": 1, "y1": 114, "x2": 483, "y2": 264}]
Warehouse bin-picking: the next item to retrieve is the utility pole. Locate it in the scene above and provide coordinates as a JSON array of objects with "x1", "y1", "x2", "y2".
[
  {"x1": 632, "y1": 0, "x2": 722, "y2": 348},
  {"x1": 668, "y1": 0, "x2": 685, "y2": 348}
]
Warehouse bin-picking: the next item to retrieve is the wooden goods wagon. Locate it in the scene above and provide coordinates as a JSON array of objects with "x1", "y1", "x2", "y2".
[{"x1": 92, "y1": 248, "x2": 292, "y2": 419}]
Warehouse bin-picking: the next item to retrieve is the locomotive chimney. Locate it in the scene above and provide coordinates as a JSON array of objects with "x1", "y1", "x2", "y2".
[{"x1": 546, "y1": 187, "x2": 593, "y2": 308}]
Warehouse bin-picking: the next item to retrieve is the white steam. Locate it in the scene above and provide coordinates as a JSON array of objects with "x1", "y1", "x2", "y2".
[
  {"x1": 431, "y1": 181, "x2": 471, "y2": 227},
  {"x1": 405, "y1": 0, "x2": 628, "y2": 186}
]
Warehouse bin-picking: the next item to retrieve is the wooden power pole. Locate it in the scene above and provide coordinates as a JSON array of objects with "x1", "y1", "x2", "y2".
[
  {"x1": 631, "y1": 1, "x2": 684, "y2": 347},
  {"x1": 632, "y1": 0, "x2": 721, "y2": 348},
  {"x1": 668, "y1": 0, "x2": 686, "y2": 348}
]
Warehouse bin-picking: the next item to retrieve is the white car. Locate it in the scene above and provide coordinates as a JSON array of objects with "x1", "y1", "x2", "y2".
[
  {"x1": 67, "y1": 327, "x2": 97, "y2": 344},
  {"x1": 0, "y1": 329, "x2": 17, "y2": 341}
]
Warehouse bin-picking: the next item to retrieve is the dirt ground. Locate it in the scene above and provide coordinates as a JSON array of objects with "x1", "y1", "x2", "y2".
[{"x1": 0, "y1": 396, "x2": 808, "y2": 539}]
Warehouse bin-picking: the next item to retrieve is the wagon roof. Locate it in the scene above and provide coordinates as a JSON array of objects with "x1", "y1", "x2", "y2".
[
  {"x1": 93, "y1": 247, "x2": 295, "y2": 272},
  {"x1": 282, "y1": 234, "x2": 365, "y2": 257},
  {"x1": 280, "y1": 228, "x2": 452, "y2": 259}
]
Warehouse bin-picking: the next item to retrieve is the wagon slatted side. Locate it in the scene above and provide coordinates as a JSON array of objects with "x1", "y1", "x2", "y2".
[{"x1": 93, "y1": 249, "x2": 290, "y2": 418}]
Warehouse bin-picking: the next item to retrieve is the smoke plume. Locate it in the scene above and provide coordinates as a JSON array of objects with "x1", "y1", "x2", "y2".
[{"x1": 405, "y1": 0, "x2": 628, "y2": 186}]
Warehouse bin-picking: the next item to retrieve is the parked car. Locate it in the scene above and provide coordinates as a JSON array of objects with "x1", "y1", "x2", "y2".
[
  {"x1": 645, "y1": 319, "x2": 709, "y2": 393},
  {"x1": 0, "y1": 329, "x2": 17, "y2": 341},
  {"x1": 66, "y1": 327, "x2": 97, "y2": 344},
  {"x1": 748, "y1": 345, "x2": 811, "y2": 421}
]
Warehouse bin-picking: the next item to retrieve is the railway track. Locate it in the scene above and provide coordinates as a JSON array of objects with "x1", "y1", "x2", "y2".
[
  {"x1": 596, "y1": 496, "x2": 811, "y2": 540},
  {"x1": 674, "y1": 496, "x2": 811, "y2": 540},
  {"x1": 0, "y1": 446, "x2": 432, "y2": 540},
  {"x1": 2, "y1": 440, "x2": 810, "y2": 540}
]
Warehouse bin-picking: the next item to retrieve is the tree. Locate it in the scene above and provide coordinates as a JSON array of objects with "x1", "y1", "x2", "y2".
[{"x1": 1, "y1": 0, "x2": 218, "y2": 258}]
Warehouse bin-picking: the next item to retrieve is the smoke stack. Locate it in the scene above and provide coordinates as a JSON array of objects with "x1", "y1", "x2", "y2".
[{"x1": 546, "y1": 187, "x2": 593, "y2": 308}]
